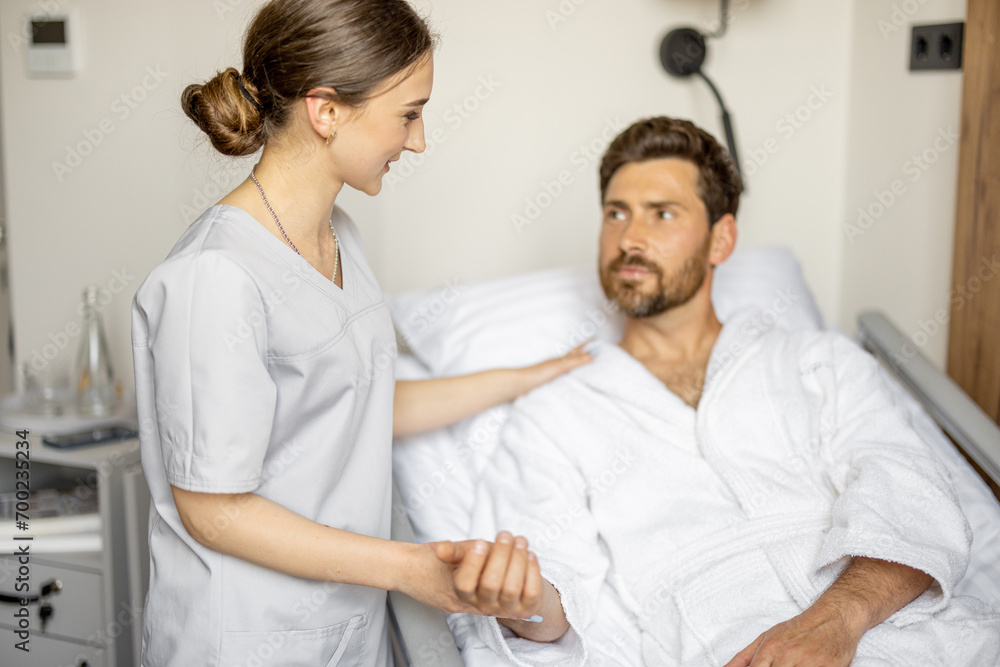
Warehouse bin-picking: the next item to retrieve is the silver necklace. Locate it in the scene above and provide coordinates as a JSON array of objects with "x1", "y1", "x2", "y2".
[{"x1": 250, "y1": 168, "x2": 339, "y2": 283}]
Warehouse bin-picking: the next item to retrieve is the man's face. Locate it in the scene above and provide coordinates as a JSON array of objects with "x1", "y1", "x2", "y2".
[{"x1": 599, "y1": 158, "x2": 713, "y2": 318}]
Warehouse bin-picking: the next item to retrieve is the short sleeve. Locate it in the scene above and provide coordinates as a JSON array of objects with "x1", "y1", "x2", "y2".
[{"x1": 134, "y1": 251, "x2": 277, "y2": 493}]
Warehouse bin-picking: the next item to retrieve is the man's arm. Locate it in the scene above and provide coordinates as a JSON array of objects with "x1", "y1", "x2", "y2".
[
  {"x1": 461, "y1": 395, "x2": 609, "y2": 665},
  {"x1": 724, "y1": 334, "x2": 967, "y2": 667},
  {"x1": 724, "y1": 556, "x2": 932, "y2": 667}
]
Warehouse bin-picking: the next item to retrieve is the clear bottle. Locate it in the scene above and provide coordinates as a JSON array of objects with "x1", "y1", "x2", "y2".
[{"x1": 75, "y1": 286, "x2": 120, "y2": 416}]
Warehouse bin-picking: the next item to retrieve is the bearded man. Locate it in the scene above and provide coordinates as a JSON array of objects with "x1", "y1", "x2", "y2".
[{"x1": 436, "y1": 117, "x2": 1000, "y2": 667}]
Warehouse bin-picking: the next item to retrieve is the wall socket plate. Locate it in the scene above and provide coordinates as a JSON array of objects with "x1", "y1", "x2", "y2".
[{"x1": 910, "y1": 22, "x2": 964, "y2": 71}]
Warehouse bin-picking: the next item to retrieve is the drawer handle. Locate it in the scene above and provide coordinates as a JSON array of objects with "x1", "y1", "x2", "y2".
[{"x1": 0, "y1": 577, "x2": 61, "y2": 603}]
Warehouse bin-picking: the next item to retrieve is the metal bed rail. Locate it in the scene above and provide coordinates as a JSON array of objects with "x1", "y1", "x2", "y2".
[
  {"x1": 388, "y1": 482, "x2": 465, "y2": 666},
  {"x1": 857, "y1": 311, "x2": 1000, "y2": 488}
]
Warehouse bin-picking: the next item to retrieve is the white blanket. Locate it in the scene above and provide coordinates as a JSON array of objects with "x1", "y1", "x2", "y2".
[{"x1": 465, "y1": 309, "x2": 1000, "y2": 666}]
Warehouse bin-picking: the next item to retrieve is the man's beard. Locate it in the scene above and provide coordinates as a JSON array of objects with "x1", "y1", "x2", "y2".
[{"x1": 600, "y1": 232, "x2": 712, "y2": 318}]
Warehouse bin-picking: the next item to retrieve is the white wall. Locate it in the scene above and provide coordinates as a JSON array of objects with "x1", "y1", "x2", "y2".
[
  {"x1": 0, "y1": 0, "x2": 966, "y2": 395},
  {"x1": 377, "y1": 0, "x2": 854, "y2": 322},
  {"x1": 839, "y1": 0, "x2": 967, "y2": 367}
]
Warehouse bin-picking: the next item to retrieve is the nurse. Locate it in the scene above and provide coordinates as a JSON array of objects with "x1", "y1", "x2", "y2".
[{"x1": 130, "y1": 1, "x2": 589, "y2": 665}]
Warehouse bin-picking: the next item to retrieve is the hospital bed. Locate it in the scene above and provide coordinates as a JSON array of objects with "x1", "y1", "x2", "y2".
[{"x1": 384, "y1": 246, "x2": 1000, "y2": 666}]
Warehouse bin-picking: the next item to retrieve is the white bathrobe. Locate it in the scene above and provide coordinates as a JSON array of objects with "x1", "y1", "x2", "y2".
[{"x1": 467, "y1": 308, "x2": 1000, "y2": 667}]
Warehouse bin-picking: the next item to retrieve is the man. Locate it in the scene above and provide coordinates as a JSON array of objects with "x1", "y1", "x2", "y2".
[{"x1": 435, "y1": 117, "x2": 1000, "y2": 666}]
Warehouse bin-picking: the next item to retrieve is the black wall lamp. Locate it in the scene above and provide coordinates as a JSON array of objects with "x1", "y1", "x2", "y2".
[{"x1": 659, "y1": 0, "x2": 743, "y2": 182}]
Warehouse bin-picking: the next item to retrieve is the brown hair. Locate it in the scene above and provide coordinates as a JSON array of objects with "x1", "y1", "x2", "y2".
[
  {"x1": 182, "y1": 0, "x2": 436, "y2": 156},
  {"x1": 599, "y1": 117, "x2": 743, "y2": 225}
]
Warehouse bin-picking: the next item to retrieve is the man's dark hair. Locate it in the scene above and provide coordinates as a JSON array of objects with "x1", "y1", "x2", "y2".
[{"x1": 599, "y1": 116, "x2": 743, "y2": 225}]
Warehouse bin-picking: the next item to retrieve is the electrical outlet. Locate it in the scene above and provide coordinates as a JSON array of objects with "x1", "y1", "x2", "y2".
[{"x1": 910, "y1": 22, "x2": 964, "y2": 71}]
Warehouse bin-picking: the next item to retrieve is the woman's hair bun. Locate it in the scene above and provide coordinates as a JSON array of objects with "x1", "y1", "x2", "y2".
[{"x1": 181, "y1": 67, "x2": 265, "y2": 156}]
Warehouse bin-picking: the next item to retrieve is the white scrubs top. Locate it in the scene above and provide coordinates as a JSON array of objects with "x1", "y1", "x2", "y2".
[{"x1": 131, "y1": 205, "x2": 397, "y2": 667}]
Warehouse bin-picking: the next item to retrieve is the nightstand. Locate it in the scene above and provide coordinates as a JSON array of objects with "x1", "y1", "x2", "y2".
[{"x1": 0, "y1": 433, "x2": 148, "y2": 667}]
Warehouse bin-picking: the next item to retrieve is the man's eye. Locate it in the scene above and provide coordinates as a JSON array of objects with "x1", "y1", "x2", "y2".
[
  {"x1": 658, "y1": 210, "x2": 675, "y2": 220},
  {"x1": 605, "y1": 210, "x2": 625, "y2": 221},
  {"x1": 405, "y1": 112, "x2": 421, "y2": 122}
]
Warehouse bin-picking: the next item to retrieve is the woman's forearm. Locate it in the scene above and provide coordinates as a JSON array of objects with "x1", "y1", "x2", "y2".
[
  {"x1": 393, "y1": 348, "x2": 593, "y2": 438},
  {"x1": 171, "y1": 486, "x2": 415, "y2": 590},
  {"x1": 393, "y1": 370, "x2": 527, "y2": 437}
]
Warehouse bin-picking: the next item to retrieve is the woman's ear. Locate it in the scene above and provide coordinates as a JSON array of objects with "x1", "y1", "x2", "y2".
[
  {"x1": 708, "y1": 214, "x2": 737, "y2": 266},
  {"x1": 303, "y1": 87, "x2": 346, "y2": 142}
]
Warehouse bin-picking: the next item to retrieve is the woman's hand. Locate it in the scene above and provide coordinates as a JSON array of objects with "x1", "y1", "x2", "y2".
[
  {"x1": 393, "y1": 344, "x2": 593, "y2": 438},
  {"x1": 433, "y1": 531, "x2": 571, "y2": 642},
  {"x1": 512, "y1": 343, "x2": 594, "y2": 398},
  {"x1": 392, "y1": 542, "x2": 484, "y2": 615}
]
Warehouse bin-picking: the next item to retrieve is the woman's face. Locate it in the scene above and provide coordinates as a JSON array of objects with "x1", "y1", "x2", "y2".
[{"x1": 334, "y1": 54, "x2": 434, "y2": 196}]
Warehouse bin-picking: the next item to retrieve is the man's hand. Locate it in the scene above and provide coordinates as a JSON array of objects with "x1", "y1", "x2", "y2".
[
  {"x1": 723, "y1": 604, "x2": 865, "y2": 667},
  {"x1": 434, "y1": 531, "x2": 571, "y2": 642},
  {"x1": 724, "y1": 556, "x2": 933, "y2": 667},
  {"x1": 435, "y1": 532, "x2": 542, "y2": 618}
]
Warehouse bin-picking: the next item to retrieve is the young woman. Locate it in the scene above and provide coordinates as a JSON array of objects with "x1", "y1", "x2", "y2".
[{"x1": 131, "y1": 1, "x2": 587, "y2": 665}]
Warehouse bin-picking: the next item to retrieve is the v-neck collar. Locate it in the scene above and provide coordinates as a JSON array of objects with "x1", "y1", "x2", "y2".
[
  {"x1": 590, "y1": 310, "x2": 757, "y2": 416},
  {"x1": 212, "y1": 204, "x2": 355, "y2": 304}
]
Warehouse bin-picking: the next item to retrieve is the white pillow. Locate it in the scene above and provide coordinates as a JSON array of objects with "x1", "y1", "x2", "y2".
[{"x1": 388, "y1": 245, "x2": 824, "y2": 376}]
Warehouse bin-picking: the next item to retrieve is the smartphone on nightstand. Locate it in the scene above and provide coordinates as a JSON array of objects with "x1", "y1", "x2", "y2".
[{"x1": 42, "y1": 426, "x2": 139, "y2": 449}]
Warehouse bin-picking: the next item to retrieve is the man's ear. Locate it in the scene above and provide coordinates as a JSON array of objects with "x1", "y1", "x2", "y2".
[
  {"x1": 303, "y1": 87, "x2": 349, "y2": 142},
  {"x1": 708, "y1": 214, "x2": 737, "y2": 267}
]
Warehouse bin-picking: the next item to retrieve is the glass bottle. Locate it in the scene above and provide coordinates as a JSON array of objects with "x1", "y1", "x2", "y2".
[{"x1": 75, "y1": 286, "x2": 119, "y2": 416}]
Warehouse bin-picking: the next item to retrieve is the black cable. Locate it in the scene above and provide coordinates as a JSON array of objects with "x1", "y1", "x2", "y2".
[
  {"x1": 696, "y1": 71, "x2": 742, "y2": 182},
  {"x1": 706, "y1": 0, "x2": 731, "y2": 39}
]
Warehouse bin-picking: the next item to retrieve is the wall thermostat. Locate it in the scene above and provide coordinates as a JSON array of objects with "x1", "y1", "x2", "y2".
[{"x1": 27, "y1": 13, "x2": 78, "y2": 75}]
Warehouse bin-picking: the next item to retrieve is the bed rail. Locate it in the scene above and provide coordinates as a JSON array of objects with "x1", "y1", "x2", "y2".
[
  {"x1": 388, "y1": 482, "x2": 465, "y2": 666},
  {"x1": 857, "y1": 311, "x2": 1000, "y2": 487}
]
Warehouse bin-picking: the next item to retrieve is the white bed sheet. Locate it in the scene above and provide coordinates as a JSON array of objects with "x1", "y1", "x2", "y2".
[{"x1": 389, "y1": 247, "x2": 1000, "y2": 665}]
